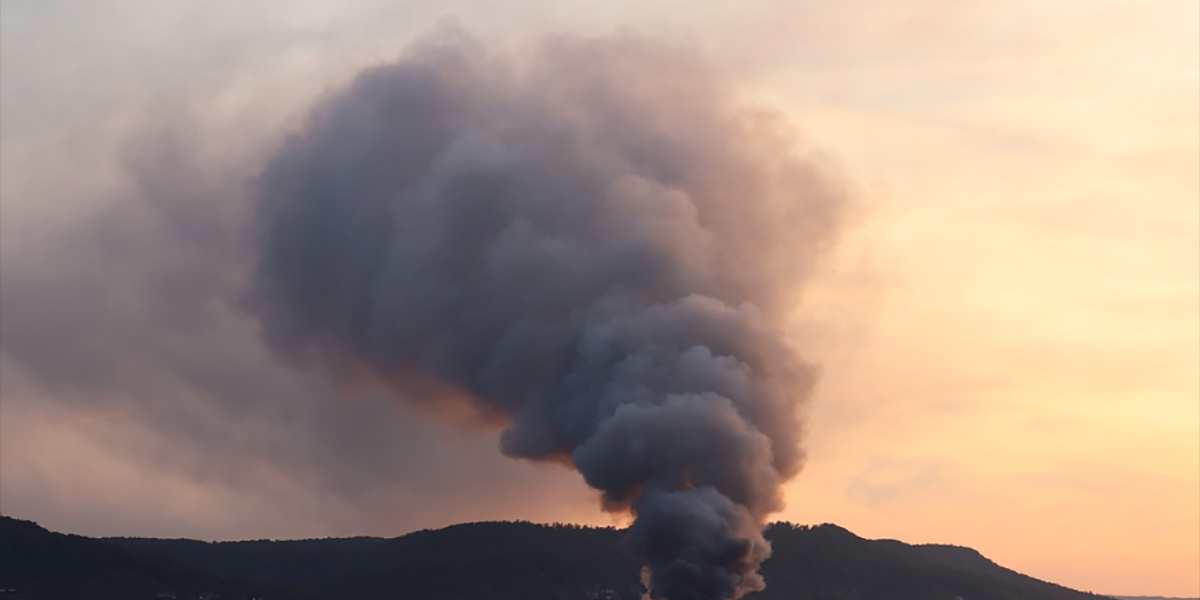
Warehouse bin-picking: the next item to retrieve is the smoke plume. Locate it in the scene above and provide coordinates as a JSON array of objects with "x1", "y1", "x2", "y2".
[{"x1": 251, "y1": 30, "x2": 844, "y2": 600}]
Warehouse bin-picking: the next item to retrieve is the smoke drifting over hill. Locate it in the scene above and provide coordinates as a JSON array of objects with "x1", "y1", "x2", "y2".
[{"x1": 250, "y1": 30, "x2": 845, "y2": 599}]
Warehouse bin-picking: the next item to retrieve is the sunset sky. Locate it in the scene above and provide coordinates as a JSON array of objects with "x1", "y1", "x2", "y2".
[{"x1": 1, "y1": 1, "x2": 1197, "y2": 597}]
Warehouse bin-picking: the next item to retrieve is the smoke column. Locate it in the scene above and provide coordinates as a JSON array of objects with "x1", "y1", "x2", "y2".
[{"x1": 251, "y1": 30, "x2": 844, "y2": 600}]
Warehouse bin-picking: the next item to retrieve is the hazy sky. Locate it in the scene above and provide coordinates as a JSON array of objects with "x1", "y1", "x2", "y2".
[{"x1": 1, "y1": 0, "x2": 1196, "y2": 597}]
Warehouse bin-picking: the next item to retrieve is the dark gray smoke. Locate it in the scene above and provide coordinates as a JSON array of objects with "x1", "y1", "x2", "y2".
[{"x1": 251, "y1": 30, "x2": 844, "y2": 600}]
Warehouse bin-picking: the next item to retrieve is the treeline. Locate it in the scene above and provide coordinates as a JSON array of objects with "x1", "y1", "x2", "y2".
[
  {"x1": 0, "y1": 517, "x2": 320, "y2": 600},
  {"x1": 3, "y1": 516, "x2": 1115, "y2": 600}
]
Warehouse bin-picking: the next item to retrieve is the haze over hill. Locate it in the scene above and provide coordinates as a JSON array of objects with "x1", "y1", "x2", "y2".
[{"x1": 1114, "y1": 597, "x2": 1200, "y2": 600}]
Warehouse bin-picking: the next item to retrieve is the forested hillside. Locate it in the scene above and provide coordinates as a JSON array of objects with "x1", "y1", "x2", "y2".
[{"x1": 2, "y1": 515, "x2": 1114, "y2": 600}]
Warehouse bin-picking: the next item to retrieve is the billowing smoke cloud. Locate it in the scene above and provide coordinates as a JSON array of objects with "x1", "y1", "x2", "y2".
[{"x1": 251, "y1": 29, "x2": 844, "y2": 600}]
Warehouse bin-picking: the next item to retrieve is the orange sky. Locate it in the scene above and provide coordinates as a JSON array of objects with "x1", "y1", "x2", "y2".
[
  {"x1": 1, "y1": 1, "x2": 1196, "y2": 596},
  {"x1": 762, "y1": 3, "x2": 1199, "y2": 594}
]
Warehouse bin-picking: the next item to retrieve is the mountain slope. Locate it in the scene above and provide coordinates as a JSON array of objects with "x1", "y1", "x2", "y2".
[
  {"x1": 107, "y1": 520, "x2": 1113, "y2": 600},
  {"x1": 759, "y1": 523, "x2": 1110, "y2": 600},
  {"x1": 0, "y1": 516, "x2": 321, "y2": 600},
  {"x1": 111, "y1": 522, "x2": 642, "y2": 600}
]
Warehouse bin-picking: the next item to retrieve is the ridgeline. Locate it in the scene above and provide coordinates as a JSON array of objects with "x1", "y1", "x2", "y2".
[{"x1": 1, "y1": 516, "x2": 1113, "y2": 600}]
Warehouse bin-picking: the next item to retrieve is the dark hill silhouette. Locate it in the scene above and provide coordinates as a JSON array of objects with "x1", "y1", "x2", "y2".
[
  {"x1": 111, "y1": 522, "x2": 638, "y2": 600},
  {"x1": 0, "y1": 516, "x2": 319, "y2": 600},
  {"x1": 2, "y1": 515, "x2": 1114, "y2": 600},
  {"x1": 758, "y1": 523, "x2": 1111, "y2": 600}
]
